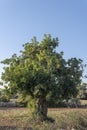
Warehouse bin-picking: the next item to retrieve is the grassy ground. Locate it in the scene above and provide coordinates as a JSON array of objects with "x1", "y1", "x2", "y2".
[{"x1": 0, "y1": 107, "x2": 87, "y2": 130}]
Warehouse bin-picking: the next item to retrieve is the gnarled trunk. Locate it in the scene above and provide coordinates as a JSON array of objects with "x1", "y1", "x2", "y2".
[{"x1": 35, "y1": 97, "x2": 47, "y2": 120}]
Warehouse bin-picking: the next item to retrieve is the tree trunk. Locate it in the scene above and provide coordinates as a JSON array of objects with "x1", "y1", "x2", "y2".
[{"x1": 35, "y1": 97, "x2": 47, "y2": 121}]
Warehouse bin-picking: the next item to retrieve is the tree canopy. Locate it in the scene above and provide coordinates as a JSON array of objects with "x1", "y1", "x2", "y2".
[{"x1": 1, "y1": 34, "x2": 84, "y2": 120}]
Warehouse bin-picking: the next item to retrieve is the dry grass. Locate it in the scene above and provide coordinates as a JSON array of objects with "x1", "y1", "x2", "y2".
[
  {"x1": 0, "y1": 107, "x2": 87, "y2": 130},
  {"x1": 80, "y1": 100, "x2": 87, "y2": 105},
  {"x1": 0, "y1": 108, "x2": 32, "y2": 130}
]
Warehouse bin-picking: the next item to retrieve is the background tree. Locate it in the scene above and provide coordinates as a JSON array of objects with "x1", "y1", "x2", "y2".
[{"x1": 1, "y1": 34, "x2": 84, "y2": 120}]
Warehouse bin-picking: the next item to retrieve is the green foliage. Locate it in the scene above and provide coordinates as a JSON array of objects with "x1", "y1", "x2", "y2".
[
  {"x1": 1, "y1": 34, "x2": 84, "y2": 110},
  {"x1": 0, "y1": 81, "x2": 3, "y2": 86},
  {"x1": 18, "y1": 94, "x2": 28, "y2": 107},
  {"x1": 0, "y1": 87, "x2": 11, "y2": 102},
  {"x1": 0, "y1": 95, "x2": 10, "y2": 102}
]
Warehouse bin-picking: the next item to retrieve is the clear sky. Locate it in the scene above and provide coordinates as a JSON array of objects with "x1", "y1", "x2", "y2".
[{"x1": 0, "y1": 0, "x2": 87, "y2": 83}]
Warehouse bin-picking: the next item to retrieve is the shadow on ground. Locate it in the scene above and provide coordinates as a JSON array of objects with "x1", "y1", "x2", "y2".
[{"x1": 0, "y1": 126, "x2": 33, "y2": 130}]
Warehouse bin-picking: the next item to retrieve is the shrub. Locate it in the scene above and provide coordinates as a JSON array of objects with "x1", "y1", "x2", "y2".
[{"x1": 0, "y1": 95, "x2": 10, "y2": 102}]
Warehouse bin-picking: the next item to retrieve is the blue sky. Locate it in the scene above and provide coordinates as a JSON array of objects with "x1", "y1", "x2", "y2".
[{"x1": 0, "y1": 0, "x2": 87, "y2": 82}]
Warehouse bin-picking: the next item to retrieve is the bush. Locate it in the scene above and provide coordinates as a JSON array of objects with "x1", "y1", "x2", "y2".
[{"x1": 0, "y1": 95, "x2": 10, "y2": 102}]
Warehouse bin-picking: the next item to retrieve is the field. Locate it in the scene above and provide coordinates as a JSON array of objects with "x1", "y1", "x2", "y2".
[
  {"x1": 80, "y1": 100, "x2": 87, "y2": 106},
  {"x1": 0, "y1": 107, "x2": 87, "y2": 130}
]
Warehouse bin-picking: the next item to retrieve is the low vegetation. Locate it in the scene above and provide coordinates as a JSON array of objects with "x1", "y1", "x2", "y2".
[{"x1": 0, "y1": 108, "x2": 87, "y2": 130}]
